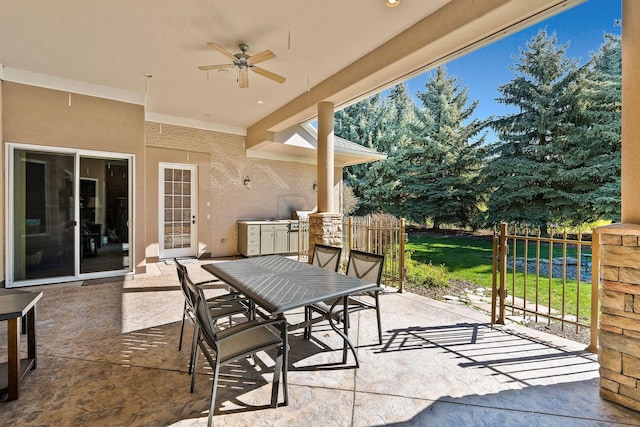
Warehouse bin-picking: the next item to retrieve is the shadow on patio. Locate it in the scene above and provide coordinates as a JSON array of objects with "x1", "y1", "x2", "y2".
[{"x1": 1, "y1": 260, "x2": 638, "y2": 426}]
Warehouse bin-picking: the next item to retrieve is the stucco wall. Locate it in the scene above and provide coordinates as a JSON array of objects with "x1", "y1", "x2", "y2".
[
  {"x1": 0, "y1": 82, "x2": 3, "y2": 280},
  {"x1": 1, "y1": 81, "x2": 146, "y2": 276},
  {"x1": 0, "y1": 79, "x2": 344, "y2": 283},
  {"x1": 144, "y1": 122, "x2": 340, "y2": 257}
]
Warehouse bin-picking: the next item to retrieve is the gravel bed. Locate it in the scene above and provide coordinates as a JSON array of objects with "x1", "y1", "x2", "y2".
[{"x1": 508, "y1": 257, "x2": 592, "y2": 282}]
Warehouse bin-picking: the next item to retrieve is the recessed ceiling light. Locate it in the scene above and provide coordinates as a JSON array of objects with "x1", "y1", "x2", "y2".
[
  {"x1": 218, "y1": 69, "x2": 229, "y2": 74},
  {"x1": 144, "y1": 73, "x2": 152, "y2": 78},
  {"x1": 386, "y1": 0, "x2": 400, "y2": 7},
  {"x1": 257, "y1": 100, "x2": 264, "y2": 105}
]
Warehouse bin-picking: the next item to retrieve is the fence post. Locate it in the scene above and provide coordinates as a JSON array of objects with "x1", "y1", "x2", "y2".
[
  {"x1": 587, "y1": 230, "x2": 600, "y2": 353},
  {"x1": 366, "y1": 216, "x2": 371, "y2": 252},
  {"x1": 399, "y1": 218, "x2": 406, "y2": 293},
  {"x1": 497, "y1": 222, "x2": 507, "y2": 325},
  {"x1": 492, "y1": 228, "x2": 498, "y2": 326}
]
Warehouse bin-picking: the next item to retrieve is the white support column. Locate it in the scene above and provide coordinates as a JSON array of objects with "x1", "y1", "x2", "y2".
[
  {"x1": 317, "y1": 101, "x2": 334, "y2": 213},
  {"x1": 309, "y1": 101, "x2": 342, "y2": 255}
]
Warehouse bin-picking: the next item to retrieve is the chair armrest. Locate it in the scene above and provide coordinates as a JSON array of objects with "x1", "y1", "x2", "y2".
[
  {"x1": 205, "y1": 293, "x2": 247, "y2": 304},
  {"x1": 216, "y1": 318, "x2": 286, "y2": 342},
  {"x1": 355, "y1": 285, "x2": 383, "y2": 296},
  {"x1": 194, "y1": 278, "x2": 223, "y2": 286}
]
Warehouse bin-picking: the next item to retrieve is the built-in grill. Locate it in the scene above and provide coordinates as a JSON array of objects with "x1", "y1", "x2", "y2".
[{"x1": 291, "y1": 210, "x2": 313, "y2": 232}]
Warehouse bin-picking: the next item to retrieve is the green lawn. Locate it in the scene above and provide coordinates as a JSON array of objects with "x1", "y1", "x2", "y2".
[
  {"x1": 406, "y1": 235, "x2": 495, "y2": 288},
  {"x1": 406, "y1": 234, "x2": 594, "y2": 322}
]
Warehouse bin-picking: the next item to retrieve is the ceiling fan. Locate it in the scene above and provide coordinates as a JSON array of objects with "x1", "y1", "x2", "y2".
[{"x1": 198, "y1": 42, "x2": 286, "y2": 88}]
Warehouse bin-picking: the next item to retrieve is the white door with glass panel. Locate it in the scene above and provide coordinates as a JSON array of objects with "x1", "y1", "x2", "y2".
[{"x1": 159, "y1": 163, "x2": 197, "y2": 259}]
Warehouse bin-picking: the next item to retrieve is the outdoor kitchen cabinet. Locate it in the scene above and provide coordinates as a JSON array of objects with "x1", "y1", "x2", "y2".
[
  {"x1": 237, "y1": 221, "x2": 293, "y2": 256},
  {"x1": 289, "y1": 230, "x2": 298, "y2": 253},
  {"x1": 237, "y1": 222, "x2": 261, "y2": 256},
  {"x1": 260, "y1": 224, "x2": 289, "y2": 254}
]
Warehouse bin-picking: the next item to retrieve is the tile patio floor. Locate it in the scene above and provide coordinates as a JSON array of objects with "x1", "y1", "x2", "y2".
[{"x1": 1, "y1": 258, "x2": 640, "y2": 426}]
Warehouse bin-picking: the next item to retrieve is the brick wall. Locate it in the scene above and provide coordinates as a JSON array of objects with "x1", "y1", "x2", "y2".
[
  {"x1": 598, "y1": 224, "x2": 640, "y2": 412},
  {"x1": 144, "y1": 122, "x2": 323, "y2": 257}
]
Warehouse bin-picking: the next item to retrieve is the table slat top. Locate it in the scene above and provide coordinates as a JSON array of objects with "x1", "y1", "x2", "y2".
[{"x1": 202, "y1": 255, "x2": 375, "y2": 314}]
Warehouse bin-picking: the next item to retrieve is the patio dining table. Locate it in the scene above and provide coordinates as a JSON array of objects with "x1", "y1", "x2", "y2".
[{"x1": 201, "y1": 255, "x2": 377, "y2": 367}]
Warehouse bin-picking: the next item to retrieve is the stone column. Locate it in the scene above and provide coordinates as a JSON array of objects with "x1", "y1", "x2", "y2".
[
  {"x1": 596, "y1": 1, "x2": 640, "y2": 412},
  {"x1": 596, "y1": 223, "x2": 640, "y2": 412},
  {"x1": 309, "y1": 213, "x2": 342, "y2": 249},
  {"x1": 622, "y1": 0, "x2": 640, "y2": 223}
]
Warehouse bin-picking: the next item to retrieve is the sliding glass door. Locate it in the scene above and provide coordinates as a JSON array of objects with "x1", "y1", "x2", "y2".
[
  {"x1": 79, "y1": 157, "x2": 130, "y2": 274},
  {"x1": 7, "y1": 144, "x2": 132, "y2": 286},
  {"x1": 11, "y1": 149, "x2": 76, "y2": 281}
]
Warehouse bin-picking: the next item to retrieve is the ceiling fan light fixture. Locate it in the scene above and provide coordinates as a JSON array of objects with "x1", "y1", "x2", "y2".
[
  {"x1": 386, "y1": 0, "x2": 400, "y2": 7},
  {"x1": 238, "y1": 66, "x2": 249, "y2": 88}
]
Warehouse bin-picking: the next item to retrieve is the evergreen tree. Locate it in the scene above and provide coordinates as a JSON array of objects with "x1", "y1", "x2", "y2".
[
  {"x1": 401, "y1": 66, "x2": 489, "y2": 229},
  {"x1": 339, "y1": 84, "x2": 414, "y2": 215},
  {"x1": 482, "y1": 30, "x2": 585, "y2": 229},
  {"x1": 337, "y1": 94, "x2": 384, "y2": 214},
  {"x1": 561, "y1": 33, "x2": 621, "y2": 223}
]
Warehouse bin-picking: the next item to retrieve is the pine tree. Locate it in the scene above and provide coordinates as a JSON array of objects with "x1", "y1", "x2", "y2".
[
  {"x1": 338, "y1": 94, "x2": 386, "y2": 214},
  {"x1": 401, "y1": 66, "x2": 489, "y2": 229},
  {"x1": 339, "y1": 84, "x2": 414, "y2": 216},
  {"x1": 562, "y1": 33, "x2": 621, "y2": 223},
  {"x1": 482, "y1": 30, "x2": 584, "y2": 229}
]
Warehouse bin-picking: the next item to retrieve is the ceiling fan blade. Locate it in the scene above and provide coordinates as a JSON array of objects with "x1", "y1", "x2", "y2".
[
  {"x1": 249, "y1": 50, "x2": 275, "y2": 65},
  {"x1": 207, "y1": 42, "x2": 237, "y2": 61},
  {"x1": 253, "y1": 66, "x2": 286, "y2": 84},
  {"x1": 239, "y1": 68, "x2": 249, "y2": 88},
  {"x1": 198, "y1": 64, "x2": 234, "y2": 71}
]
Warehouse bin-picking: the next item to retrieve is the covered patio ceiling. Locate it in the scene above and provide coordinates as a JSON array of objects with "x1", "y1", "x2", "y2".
[{"x1": 0, "y1": 0, "x2": 583, "y2": 146}]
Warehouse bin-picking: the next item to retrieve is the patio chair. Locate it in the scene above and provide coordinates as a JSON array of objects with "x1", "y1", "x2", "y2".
[
  {"x1": 175, "y1": 259, "x2": 249, "y2": 374},
  {"x1": 310, "y1": 244, "x2": 342, "y2": 272},
  {"x1": 303, "y1": 245, "x2": 342, "y2": 339},
  {"x1": 189, "y1": 279, "x2": 288, "y2": 427},
  {"x1": 305, "y1": 250, "x2": 385, "y2": 344}
]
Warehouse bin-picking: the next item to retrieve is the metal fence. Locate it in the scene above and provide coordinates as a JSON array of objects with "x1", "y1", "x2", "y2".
[
  {"x1": 300, "y1": 217, "x2": 599, "y2": 348},
  {"x1": 492, "y1": 222, "x2": 599, "y2": 351},
  {"x1": 298, "y1": 214, "x2": 406, "y2": 291}
]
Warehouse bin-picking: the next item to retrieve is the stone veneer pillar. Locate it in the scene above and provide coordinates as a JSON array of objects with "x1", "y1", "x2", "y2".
[
  {"x1": 596, "y1": 223, "x2": 640, "y2": 412},
  {"x1": 308, "y1": 213, "x2": 342, "y2": 256}
]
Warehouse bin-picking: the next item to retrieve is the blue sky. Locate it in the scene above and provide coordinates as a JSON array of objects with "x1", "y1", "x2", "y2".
[{"x1": 403, "y1": 0, "x2": 621, "y2": 140}]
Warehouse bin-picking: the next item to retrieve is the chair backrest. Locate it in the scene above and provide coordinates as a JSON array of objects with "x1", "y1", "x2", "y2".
[
  {"x1": 311, "y1": 244, "x2": 342, "y2": 272},
  {"x1": 346, "y1": 250, "x2": 384, "y2": 285},
  {"x1": 175, "y1": 258, "x2": 197, "y2": 309},
  {"x1": 187, "y1": 274, "x2": 218, "y2": 348}
]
